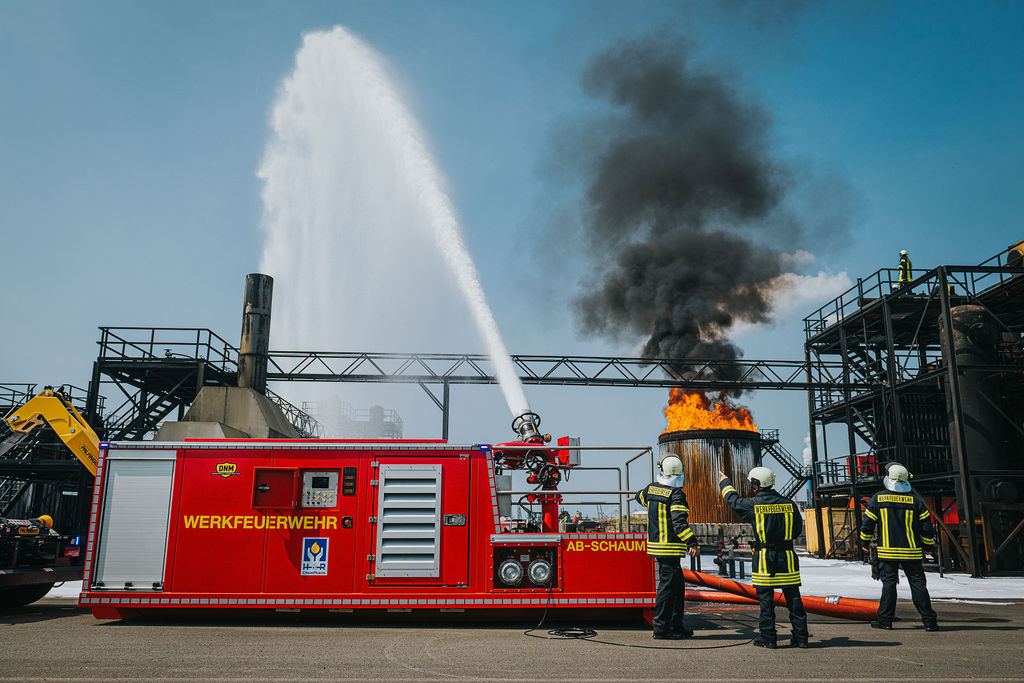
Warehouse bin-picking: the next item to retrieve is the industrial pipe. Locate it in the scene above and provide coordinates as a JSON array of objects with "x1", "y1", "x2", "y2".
[
  {"x1": 238, "y1": 273, "x2": 273, "y2": 394},
  {"x1": 660, "y1": 430, "x2": 759, "y2": 524},
  {"x1": 683, "y1": 569, "x2": 878, "y2": 621}
]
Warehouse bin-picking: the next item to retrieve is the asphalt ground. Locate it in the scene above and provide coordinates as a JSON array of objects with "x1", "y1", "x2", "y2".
[{"x1": 1, "y1": 598, "x2": 1022, "y2": 681}]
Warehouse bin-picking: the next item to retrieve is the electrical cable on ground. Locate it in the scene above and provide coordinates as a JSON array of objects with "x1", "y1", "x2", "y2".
[{"x1": 524, "y1": 582, "x2": 755, "y2": 649}]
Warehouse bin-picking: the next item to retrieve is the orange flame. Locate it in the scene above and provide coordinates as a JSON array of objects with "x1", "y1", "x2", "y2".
[{"x1": 662, "y1": 389, "x2": 758, "y2": 433}]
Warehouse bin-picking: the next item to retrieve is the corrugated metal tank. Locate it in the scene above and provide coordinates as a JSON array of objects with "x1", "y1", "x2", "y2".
[{"x1": 658, "y1": 429, "x2": 760, "y2": 524}]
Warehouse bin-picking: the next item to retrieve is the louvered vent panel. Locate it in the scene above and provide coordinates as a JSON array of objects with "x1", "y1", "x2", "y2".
[{"x1": 374, "y1": 464, "x2": 442, "y2": 577}]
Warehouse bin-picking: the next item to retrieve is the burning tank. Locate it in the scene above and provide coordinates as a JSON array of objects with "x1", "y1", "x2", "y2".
[{"x1": 658, "y1": 390, "x2": 760, "y2": 524}]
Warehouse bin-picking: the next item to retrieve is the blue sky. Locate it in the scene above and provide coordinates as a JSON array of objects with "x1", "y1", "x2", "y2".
[{"x1": 2, "y1": 1, "x2": 1023, "y2": 484}]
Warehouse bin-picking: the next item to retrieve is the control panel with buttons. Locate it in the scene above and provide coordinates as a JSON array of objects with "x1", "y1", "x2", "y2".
[{"x1": 301, "y1": 471, "x2": 339, "y2": 508}]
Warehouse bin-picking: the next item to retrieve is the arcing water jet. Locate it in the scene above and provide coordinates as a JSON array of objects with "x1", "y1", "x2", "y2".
[{"x1": 258, "y1": 26, "x2": 530, "y2": 421}]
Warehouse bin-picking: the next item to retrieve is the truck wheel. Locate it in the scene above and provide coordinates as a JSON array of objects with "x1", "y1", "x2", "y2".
[{"x1": 0, "y1": 582, "x2": 56, "y2": 608}]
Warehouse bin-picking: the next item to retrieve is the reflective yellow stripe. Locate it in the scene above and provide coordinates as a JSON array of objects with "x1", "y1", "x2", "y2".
[
  {"x1": 755, "y1": 512, "x2": 766, "y2": 542},
  {"x1": 905, "y1": 510, "x2": 916, "y2": 549},
  {"x1": 787, "y1": 549, "x2": 794, "y2": 573},
  {"x1": 753, "y1": 578, "x2": 802, "y2": 586},
  {"x1": 860, "y1": 531, "x2": 873, "y2": 542},
  {"x1": 679, "y1": 528, "x2": 695, "y2": 541},
  {"x1": 669, "y1": 505, "x2": 689, "y2": 513},
  {"x1": 784, "y1": 511, "x2": 793, "y2": 540},
  {"x1": 659, "y1": 503, "x2": 667, "y2": 543},
  {"x1": 647, "y1": 540, "x2": 688, "y2": 556},
  {"x1": 876, "y1": 545, "x2": 924, "y2": 556},
  {"x1": 721, "y1": 485, "x2": 737, "y2": 498},
  {"x1": 877, "y1": 549, "x2": 923, "y2": 560},
  {"x1": 752, "y1": 570, "x2": 802, "y2": 587},
  {"x1": 638, "y1": 489, "x2": 647, "y2": 507},
  {"x1": 920, "y1": 537, "x2": 935, "y2": 545},
  {"x1": 752, "y1": 571, "x2": 801, "y2": 580},
  {"x1": 863, "y1": 508, "x2": 878, "y2": 521},
  {"x1": 881, "y1": 509, "x2": 890, "y2": 548}
]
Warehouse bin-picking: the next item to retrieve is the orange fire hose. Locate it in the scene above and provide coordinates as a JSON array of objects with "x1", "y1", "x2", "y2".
[
  {"x1": 685, "y1": 589, "x2": 758, "y2": 604},
  {"x1": 683, "y1": 569, "x2": 879, "y2": 621}
]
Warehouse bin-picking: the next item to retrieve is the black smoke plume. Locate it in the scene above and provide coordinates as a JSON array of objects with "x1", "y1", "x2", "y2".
[{"x1": 565, "y1": 33, "x2": 848, "y2": 387}]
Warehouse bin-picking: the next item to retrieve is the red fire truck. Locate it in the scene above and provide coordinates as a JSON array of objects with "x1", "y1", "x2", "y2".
[{"x1": 80, "y1": 416, "x2": 658, "y2": 620}]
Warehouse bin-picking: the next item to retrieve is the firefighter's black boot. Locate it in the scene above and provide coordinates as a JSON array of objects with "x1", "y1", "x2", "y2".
[
  {"x1": 653, "y1": 632, "x2": 687, "y2": 640},
  {"x1": 752, "y1": 634, "x2": 777, "y2": 649}
]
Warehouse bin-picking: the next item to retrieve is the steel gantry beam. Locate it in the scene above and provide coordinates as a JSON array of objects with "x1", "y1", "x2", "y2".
[
  {"x1": 263, "y1": 350, "x2": 861, "y2": 391},
  {"x1": 87, "y1": 326, "x2": 866, "y2": 445}
]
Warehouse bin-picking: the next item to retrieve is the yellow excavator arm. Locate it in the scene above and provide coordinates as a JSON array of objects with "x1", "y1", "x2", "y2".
[{"x1": 4, "y1": 387, "x2": 99, "y2": 476}]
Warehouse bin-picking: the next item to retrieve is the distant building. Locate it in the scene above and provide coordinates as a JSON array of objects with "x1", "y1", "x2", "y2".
[{"x1": 303, "y1": 398, "x2": 403, "y2": 439}]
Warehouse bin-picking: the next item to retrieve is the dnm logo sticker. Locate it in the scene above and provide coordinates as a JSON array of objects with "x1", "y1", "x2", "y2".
[
  {"x1": 301, "y1": 537, "x2": 328, "y2": 576},
  {"x1": 211, "y1": 462, "x2": 239, "y2": 478}
]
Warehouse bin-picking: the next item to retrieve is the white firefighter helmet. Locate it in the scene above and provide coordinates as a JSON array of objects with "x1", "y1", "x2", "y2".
[
  {"x1": 900, "y1": 250, "x2": 908, "y2": 257},
  {"x1": 748, "y1": 466, "x2": 776, "y2": 488},
  {"x1": 883, "y1": 463, "x2": 912, "y2": 492},
  {"x1": 657, "y1": 455, "x2": 685, "y2": 488}
]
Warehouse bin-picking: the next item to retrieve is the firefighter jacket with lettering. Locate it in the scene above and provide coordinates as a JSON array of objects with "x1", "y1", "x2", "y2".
[
  {"x1": 859, "y1": 490, "x2": 935, "y2": 561},
  {"x1": 635, "y1": 483, "x2": 695, "y2": 557},
  {"x1": 720, "y1": 478, "x2": 802, "y2": 587}
]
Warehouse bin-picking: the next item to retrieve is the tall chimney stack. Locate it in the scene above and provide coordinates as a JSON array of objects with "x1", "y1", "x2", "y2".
[{"x1": 238, "y1": 273, "x2": 273, "y2": 394}]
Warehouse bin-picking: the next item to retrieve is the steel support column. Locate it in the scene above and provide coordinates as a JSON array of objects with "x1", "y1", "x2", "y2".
[
  {"x1": 839, "y1": 325, "x2": 863, "y2": 559},
  {"x1": 442, "y1": 381, "x2": 449, "y2": 442},
  {"x1": 938, "y1": 267, "x2": 981, "y2": 576},
  {"x1": 805, "y1": 346, "x2": 827, "y2": 559},
  {"x1": 85, "y1": 361, "x2": 102, "y2": 427}
]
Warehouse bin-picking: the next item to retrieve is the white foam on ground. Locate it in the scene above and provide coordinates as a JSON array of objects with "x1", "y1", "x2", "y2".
[
  {"x1": 796, "y1": 556, "x2": 1024, "y2": 601},
  {"x1": 43, "y1": 557, "x2": 1024, "y2": 602}
]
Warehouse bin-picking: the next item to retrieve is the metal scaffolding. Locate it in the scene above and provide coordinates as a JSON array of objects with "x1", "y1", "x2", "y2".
[
  {"x1": 803, "y1": 243, "x2": 1024, "y2": 576},
  {"x1": 83, "y1": 328, "x2": 322, "y2": 440}
]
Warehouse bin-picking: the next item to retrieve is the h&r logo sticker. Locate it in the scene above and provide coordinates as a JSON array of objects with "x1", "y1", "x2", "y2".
[{"x1": 301, "y1": 537, "x2": 328, "y2": 576}]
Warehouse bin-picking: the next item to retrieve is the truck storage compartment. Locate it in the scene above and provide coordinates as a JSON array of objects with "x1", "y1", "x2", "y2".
[{"x1": 92, "y1": 449, "x2": 175, "y2": 590}]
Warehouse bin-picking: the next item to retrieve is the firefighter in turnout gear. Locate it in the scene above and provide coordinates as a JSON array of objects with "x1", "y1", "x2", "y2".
[
  {"x1": 859, "y1": 463, "x2": 939, "y2": 631},
  {"x1": 898, "y1": 250, "x2": 913, "y2": 286},
  {"x1": 636, "y1": 455, "x2": 698, "y2": 639},
  {"x1": 719, "y1": 467, "x2": 809, "y2": 648}
]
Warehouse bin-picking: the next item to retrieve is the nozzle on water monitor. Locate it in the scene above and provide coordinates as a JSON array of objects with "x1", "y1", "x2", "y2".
[{"x1": 512, "y1": 411, "x2": 543, "y2": 443}]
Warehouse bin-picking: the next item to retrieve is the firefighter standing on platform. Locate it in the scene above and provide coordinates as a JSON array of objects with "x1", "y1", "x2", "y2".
[
  {"x1": 898, "y1": 250, "x2": 913, "y2": 286},
  {"x1": 719, "y1": 467, "x2": 809, "y2": 648},
  {"x1": 859, "y1": 463, "x2": 939, "y2": 631},
  {"x1": 636, "y1": 455, "x2": 699, "y2": 640}
]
